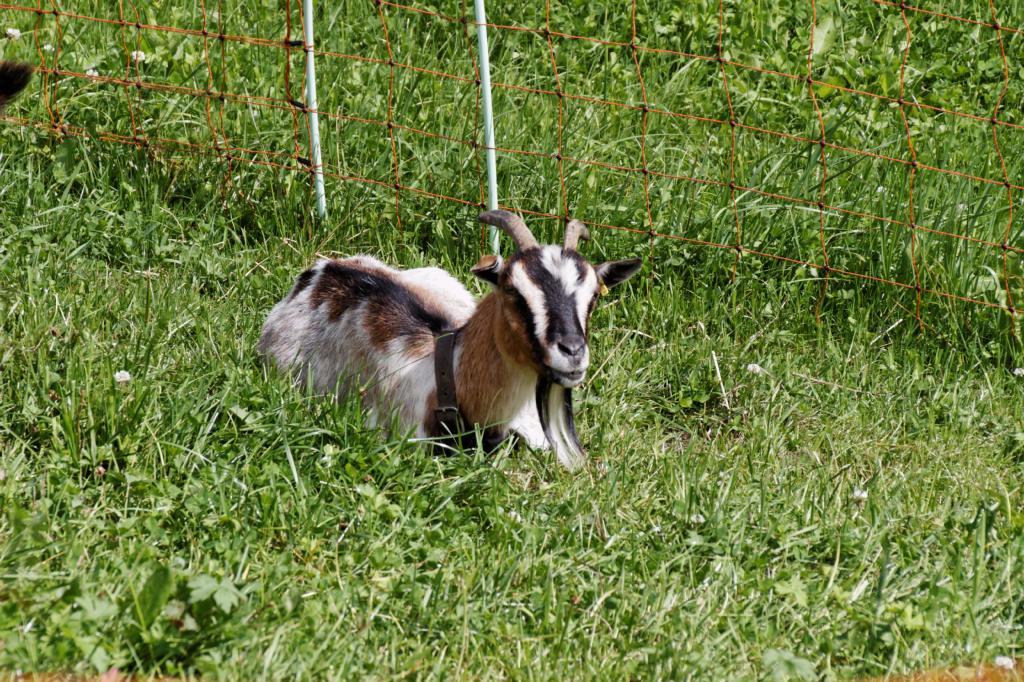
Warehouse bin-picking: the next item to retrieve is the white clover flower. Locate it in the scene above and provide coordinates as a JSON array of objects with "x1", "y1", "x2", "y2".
[
  {"x1": 114, "y1": 370, "x2": 132, "y2": 384},
  {"x1": 506, "y1": 509, "x2": 523, "y2": 523},
  {"x1": 994, "y1": 656, "x2": 1014, "y2": 671},
  {"x1": 86, "y1": 68, "x2": 99, "y2": 77},
  {"x1": 130, "y1": 50, "x2": 146, "y2": 63},
  {"x1": 875, "y1": 185, "x2": 884, "y2": 194},
  {"x1": 745, "y1": 363, "x2": 766, "y2": 375},
  {"x1": 1013, "y1": 367, "x2": 1024, "y2": 377},
  {"x1": 689, "y1": 513, "x2": 706, "y2": 525},
  {"x1": 651, "y1": 524, "x2": 662, "y2": 534},
  {"x1": 42, "y1": 43, "x2": 54, "y2": 53},
  {"x1": 852, "y1": 487, "x2": 868, "y2": 503},
  {"x1": 5, "y1": 27, "x2": 21, "y2": 40}
]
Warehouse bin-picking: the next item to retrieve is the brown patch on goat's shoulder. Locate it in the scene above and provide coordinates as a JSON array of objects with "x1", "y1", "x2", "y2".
[
  {"x1": 455, "y1": 294, "x2": 499, "y2": 424},
  {"x1": 455, "y1": 293, "x2": 538, "y2": 428}
]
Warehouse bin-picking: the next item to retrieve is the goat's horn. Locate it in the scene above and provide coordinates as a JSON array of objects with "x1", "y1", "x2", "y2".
[
  {"x1": 478, "y1": 210, "x2": 539, "y2": 250},
  {"x1": 563, "y1": 219, "x2": 590, "y2": 250}
]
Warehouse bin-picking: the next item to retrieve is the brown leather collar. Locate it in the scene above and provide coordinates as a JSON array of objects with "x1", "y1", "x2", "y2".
[{"x1": 433, "y1": 330, "x2": 464, "y2": 442}]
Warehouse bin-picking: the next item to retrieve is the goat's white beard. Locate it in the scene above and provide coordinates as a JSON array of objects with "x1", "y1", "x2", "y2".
[
  {"x1": 537, "y1": 380, "x2": 587, "y2": 471},
  {"x1": 509, "y1": 396, "x2": 548, "y2": 449}
]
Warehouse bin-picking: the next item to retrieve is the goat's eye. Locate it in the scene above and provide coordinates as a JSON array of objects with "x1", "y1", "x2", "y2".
[{"x1": 502, "y1": 285, "x2": 516, "y2": 296}]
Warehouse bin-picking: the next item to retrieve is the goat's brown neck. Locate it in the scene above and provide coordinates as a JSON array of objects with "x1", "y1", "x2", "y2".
[{"x1": 454, "y1": 292, "x2": 538, "y2": 430}]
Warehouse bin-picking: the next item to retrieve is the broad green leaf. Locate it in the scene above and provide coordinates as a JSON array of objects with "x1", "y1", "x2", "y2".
[
  {"x1": 763, "y1": 648, "x2": 816, "y2": 681},
  {"x1": 812, "y1": 15, "x2": 834, "y2": 57},
  {"x1": 776, "y1": 574, "x2": 808, "y2": 608},
  {"x1": 213, "y1": 580, "x2": 244, "y2": 614},
  {"x1": 137, "y1": 564, "x2": 173, "y2": 630},
  {"x1": 187, "y1": 574, "x2": 220, "y2": 603}
]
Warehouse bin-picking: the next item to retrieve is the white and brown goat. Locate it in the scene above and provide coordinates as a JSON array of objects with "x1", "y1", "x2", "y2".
[{"x1": 258, "y1": 210, "x2": 641, "y2": 470}]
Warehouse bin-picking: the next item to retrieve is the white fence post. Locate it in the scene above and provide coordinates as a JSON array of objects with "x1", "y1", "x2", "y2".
[
  {"x1": 474, "y1": 0, "x2": 500, "y2": 254},
  {"x1": 302, "y1": 0, "x2": 327, "y2": 219}
]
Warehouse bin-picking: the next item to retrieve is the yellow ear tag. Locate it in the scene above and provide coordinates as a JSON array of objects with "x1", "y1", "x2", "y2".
[{"x1": 598, "y1": 282, "x2": 610, "y2": 297}]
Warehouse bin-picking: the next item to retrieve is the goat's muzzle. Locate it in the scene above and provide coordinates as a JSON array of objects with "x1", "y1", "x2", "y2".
[{"x1": 548, "y1": 367, "x2": 586, "y2": 388}]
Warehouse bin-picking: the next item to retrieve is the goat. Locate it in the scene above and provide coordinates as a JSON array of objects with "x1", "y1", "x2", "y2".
[
  {"x1": 0, "y1": 61, "x2": 33, "y2": 111},
  {"x1": 258, "y1": 210, "x2": 641, "y2": 470}
]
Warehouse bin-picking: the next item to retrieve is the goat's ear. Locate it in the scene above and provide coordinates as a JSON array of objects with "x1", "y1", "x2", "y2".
[
  {"x1": 471, "y1": 254, "x2": 504, "y2": 286},
  {"x1": 595, "y1": 258, "x2": 642, "y2": 290}
]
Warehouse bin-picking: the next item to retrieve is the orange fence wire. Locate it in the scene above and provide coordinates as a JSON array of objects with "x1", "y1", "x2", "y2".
[{"x1": 1, "y1": 0, "x2": 1020, "y2": 328}]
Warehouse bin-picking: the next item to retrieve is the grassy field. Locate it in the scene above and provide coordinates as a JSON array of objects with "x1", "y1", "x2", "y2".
[{"x1": 2, "y1": 0, "x2": 1024, "y2": 679}]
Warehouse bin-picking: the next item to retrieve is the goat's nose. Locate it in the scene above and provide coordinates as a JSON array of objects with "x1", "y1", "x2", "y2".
[{"x1": 556, "y1": 335, "x2": 586, "y2": 359}]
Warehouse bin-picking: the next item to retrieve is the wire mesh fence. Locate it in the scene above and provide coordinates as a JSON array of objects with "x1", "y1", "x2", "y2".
[{"x1": 2, "y1": 0, "x2": 1022, "y2": 336}]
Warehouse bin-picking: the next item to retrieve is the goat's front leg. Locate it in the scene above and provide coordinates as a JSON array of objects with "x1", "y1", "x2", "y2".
[{"x1": 509, "y1": 397, "x2": 550, "y2": 451}]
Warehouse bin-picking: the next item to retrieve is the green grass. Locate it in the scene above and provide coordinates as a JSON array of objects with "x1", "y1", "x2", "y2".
[{"x1": 2, "y1": 0, "x2": 1024, "y2": 679}]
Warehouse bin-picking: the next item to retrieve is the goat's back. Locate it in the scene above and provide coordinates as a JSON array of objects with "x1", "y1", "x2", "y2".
[{"x1": 258, "y1": 256, "x2": 475, "y2": 430}]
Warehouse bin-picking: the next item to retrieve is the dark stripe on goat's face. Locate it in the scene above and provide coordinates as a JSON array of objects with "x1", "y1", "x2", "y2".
[
  {"x1": 311, "y1": 260, "x2": 451, "y2": 348},
  {"x1": 520, "y1": 249, "x2": 588, "y2": 344},
  {"x1": 505, "y1": 284, "x2": 547, "y2": 367}
]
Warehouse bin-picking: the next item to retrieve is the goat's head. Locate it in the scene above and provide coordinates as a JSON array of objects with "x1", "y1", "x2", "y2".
[{"x1": 472, "y1": 210, "x2": 641, "y2": 387}]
